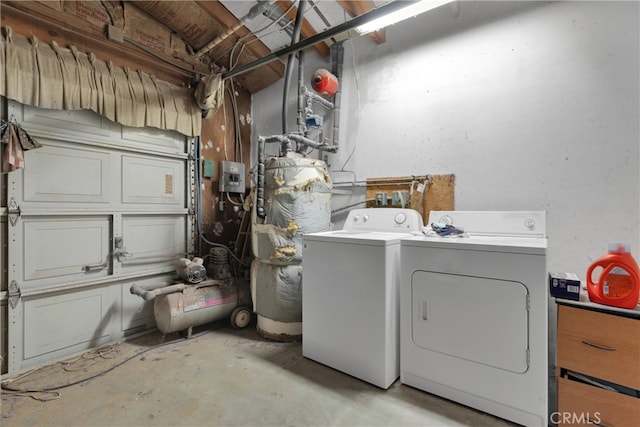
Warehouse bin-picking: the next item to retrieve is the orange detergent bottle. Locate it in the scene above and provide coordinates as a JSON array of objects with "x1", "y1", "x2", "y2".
[{"x1": 587, "y1": 243, "x2": 640, "y2": 309}]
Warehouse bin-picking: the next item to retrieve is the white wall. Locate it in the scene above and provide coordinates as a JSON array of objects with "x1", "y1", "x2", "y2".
[{"x1": 252, "y1": 0, "x2": 640, "y2": 278}]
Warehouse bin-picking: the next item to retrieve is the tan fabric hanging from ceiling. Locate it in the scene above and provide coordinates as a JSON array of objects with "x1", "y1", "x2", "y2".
[{"x1": 0, "y1": 26, "x2": 201, "y2": 137}]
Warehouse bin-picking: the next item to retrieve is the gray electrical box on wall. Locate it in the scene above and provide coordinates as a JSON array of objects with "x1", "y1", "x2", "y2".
[{"x1": 219, "y1": 161, "x2": 245, "y2": 193}]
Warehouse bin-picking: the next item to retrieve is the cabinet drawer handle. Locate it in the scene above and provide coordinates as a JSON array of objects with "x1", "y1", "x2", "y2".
[
  {"x1": 582, "y1": 340, "x2": 616, "y2": 351},
  {"x1": 593, "y1": 421, "x2": 613, "y2": 427}
]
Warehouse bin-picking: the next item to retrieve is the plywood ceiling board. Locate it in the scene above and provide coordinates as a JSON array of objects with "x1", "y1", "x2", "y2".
[
  {"x1": 131, "y1": 0, "x2": 220, "y2": 50},
  {"x1": 365, "y1": 175, "x2": 455, "y2": 223}
]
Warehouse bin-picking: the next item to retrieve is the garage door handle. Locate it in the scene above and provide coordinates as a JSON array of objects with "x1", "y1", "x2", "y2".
[
  {"x1": 582, "y1": 340, "x2": 616, "y2": 351},
  {"x1": 83, "y1": 262, "x2": 108, "y2": 272}
]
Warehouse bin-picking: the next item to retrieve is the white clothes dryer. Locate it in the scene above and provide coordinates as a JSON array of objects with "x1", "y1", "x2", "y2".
[
  {"x1": 302, "y1": 208, "x2": 423, "y2": 389},
  {"x1": 400, "y1": 211, "x2": 548, "y2": 426}
]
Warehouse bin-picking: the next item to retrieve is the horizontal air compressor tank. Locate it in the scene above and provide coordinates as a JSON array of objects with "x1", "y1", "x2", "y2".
[{"x1": 154, "y1": 280, "x2": 251, "y2": 334}]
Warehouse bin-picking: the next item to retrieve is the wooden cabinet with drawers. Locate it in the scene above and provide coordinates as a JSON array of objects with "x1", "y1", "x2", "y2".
[{"x1": 557, "y1": 301, "x2": 640, "y2": 426}]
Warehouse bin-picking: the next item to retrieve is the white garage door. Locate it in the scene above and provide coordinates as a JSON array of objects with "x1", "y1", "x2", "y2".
[{"x1": 4, "y1": 100, "x2": 194, "y2": 374}]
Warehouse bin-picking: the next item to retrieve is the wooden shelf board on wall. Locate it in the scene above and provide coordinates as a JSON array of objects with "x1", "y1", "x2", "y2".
[{"x1": 365, "y1": 175, "x2": 455, "y2": 223}]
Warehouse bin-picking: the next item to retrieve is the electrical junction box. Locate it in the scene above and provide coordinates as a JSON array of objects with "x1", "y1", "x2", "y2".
[
  {"x1": 107, "y1": 25, "x2": 124, "y2": 43},
  {"x1": 306, "y1": 115, "x2": 323, "y2": 128},
  {"x1": 219, "y1": 161, "x2": 245, "y2": 193},
  {"x1": 376, "y1": 192, "x2": 388, "y2": 206},
  {"x1": 203, "y1": 160, "x2": 215, "y2": 178},
  {"x1": 391, "y1": 191, "x2": 409, "y2": 207}
]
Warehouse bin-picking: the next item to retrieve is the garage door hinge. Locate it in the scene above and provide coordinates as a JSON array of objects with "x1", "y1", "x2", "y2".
[
  {"x1": 8, "y1": 197, "x2": 21, "y2": 226},
  {"x1": 8, "y1": 280, "x2": 21, "y2": 309}
]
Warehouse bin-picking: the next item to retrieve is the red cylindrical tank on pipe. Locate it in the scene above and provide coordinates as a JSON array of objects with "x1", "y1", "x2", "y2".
[{"x1": 311, "y1": 69, "x2": 339, "y2": 97}]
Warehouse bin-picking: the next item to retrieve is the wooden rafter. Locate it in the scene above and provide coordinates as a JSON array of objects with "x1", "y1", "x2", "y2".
[{"x1": 195, "y1": 0, "x2": 285, "y2": 89}]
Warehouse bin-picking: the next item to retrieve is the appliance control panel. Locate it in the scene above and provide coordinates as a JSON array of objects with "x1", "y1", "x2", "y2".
[
  {"x1": 344, "y1": 208, "x2": 424, "y2": 233},
  {"x1": 428, "y1": 211, "x2": 547, "y2": 237}
]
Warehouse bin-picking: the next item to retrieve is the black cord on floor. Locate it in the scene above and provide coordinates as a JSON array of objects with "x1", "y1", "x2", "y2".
[{"x1": 1, "y1": 329, "x2": 213, "y2": 400}]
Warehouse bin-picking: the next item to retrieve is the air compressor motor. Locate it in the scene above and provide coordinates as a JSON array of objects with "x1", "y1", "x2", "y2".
[{"x1": 176, "y1": 257, "x2": 207, "y2": 284}]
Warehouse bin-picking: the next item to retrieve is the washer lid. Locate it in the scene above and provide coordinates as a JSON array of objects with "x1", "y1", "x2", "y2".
[
  {"x1": 304, "y1": 230, "x2": 418, "y2": 246},
  {"x1": 401, "y1": 235, "x2": 547, "y2": 255}
]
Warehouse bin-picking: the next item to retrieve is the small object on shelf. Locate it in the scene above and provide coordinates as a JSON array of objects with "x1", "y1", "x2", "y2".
[
  {"x1": 586, "y1": 242, "x2": 640, "y2": 309},
  {"x1": 549, "y1": 272, "x2": 581, "y2": 301}
]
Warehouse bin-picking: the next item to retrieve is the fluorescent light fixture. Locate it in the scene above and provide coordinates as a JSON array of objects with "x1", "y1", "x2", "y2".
[{"x1": 356, "y1": 0, "x2": 451, "y2": 34}]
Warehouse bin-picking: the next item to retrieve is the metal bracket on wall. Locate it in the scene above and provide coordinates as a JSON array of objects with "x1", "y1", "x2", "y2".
[
  {"x1": 8, "y1": 280, "x2": 20, "y2": 309},
  {"x1": 8, "y1": 197, "x2": 20, "y2": 226}
]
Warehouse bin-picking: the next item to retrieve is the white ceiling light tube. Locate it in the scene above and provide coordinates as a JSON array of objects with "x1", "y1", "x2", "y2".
[{"x1": 356, "y1": 0, "x2": 452, "y2": 34}]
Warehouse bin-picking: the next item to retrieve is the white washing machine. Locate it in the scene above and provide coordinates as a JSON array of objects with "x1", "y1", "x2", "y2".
[
  {"x1": 302, "y1": 208, "x2": 424, "y2": 389},
  {"x1": 400, "y1": 211, "x2": 548, "y2": 427}
]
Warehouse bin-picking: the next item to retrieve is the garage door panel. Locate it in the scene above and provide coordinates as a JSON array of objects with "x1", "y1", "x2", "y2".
[
  {"x1": 122, "y1": 156, "x2": 184, "y2": 206},
  {"x1": 22, "y1": 144, "x2": 112, "y2": 204},
  {"x1": 19, "y1": 103, "x2": 113, "y2": 139},
  {"x1": 23, "y1": 287, "x2": 114, "y2": 359},
  {"x1": 121, "y1": 215, "x2": 186, "y2": 272},
  {"x1": 5, "y1": 99, "x2": 193, "y2": 375},
  {"x1": 121, "y1": 126, "x2": 187, "y2": 156},
  {"x1": 20, "y1": 216, "x2": 110, "y2": 286}
]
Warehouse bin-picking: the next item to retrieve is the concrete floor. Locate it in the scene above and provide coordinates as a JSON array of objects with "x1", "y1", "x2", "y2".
[{"x1": 1, "y1": 321, "x2": 515, "y2": 427}]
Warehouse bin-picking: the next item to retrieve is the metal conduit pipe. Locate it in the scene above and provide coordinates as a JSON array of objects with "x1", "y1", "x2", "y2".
[
  {"x1": 130, "y1": 282, "x2": 168, "y2": 300},
  {"x1": 278, "y1": 136, "x2": 294, "y2": 155},
  {"x1": 288, "y1": 134, "x2": 338, "y2": 153},
  {"x1": 130, "y1": 283, "x2": 187, "y2": 301},
  {"x1": 282, "y1": 0, "x2": 306, "y2": 134},
  {"x1": 256, "y1": 134, "x2": 294, "y2": 218},
  {"x1": 302, "y1": 86, "x2": 334, "y2": 109},
  {"x1": 332, "y1": 42, "x2": 344, "y2": 147},
  {"x1": 297, "y1": 48, "x2": 306, "y2": 135},
  {"x1": 256, "y1": 136, "x2": 266, "y2": 218},
  {"x1": 222, "y1": 0, "x2": 415, "y2": 81}
]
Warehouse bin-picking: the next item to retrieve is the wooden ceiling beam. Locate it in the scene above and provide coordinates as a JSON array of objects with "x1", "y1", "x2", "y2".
[
  {"x1": 337, "y1": 0, "x2": 386, "y2": 44},
  {"x1": 274, "y1": 0, "x2": 331, "y2": 60}
]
